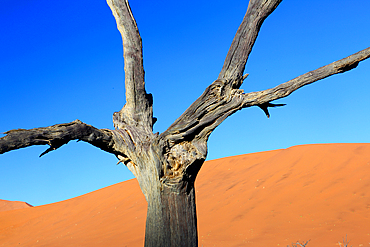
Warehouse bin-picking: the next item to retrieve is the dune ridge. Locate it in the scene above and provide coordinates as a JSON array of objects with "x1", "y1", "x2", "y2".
[
  {"x1": 1, "y1": 143, "x2": 370, "y2": 246},
  {"x1": 0, "y1": 200, "x2": 32, "y2": 213}
]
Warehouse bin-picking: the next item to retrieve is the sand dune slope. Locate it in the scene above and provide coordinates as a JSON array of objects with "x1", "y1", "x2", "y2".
[
  {"x1": 0, "y1": 200, "x2": 32, "y2": 213},
  {"x1": 1, "y1": 143, "x2": 370, "y2": 246}
]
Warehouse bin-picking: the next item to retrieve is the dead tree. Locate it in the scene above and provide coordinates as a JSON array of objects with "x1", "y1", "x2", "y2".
[{"x1": 1, "y1": 0, "x2": 369, "y2": 246}]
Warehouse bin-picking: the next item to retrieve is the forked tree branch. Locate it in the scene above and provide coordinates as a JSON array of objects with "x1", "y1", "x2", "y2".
[
  {"x1": 107, "y1": 0, "x2": 154, "y2": 131},
  {"x1": 0, "y1": 120, "x2": 116, "y2": 156},
  {"x1": 160, "y1": 45, "x2": 370, "y2": 147},
  {"x1": 159, "y1": 0, "x2": 283, "y2": 147},
  {"x1": 1, "y1": 0, "x2": 369, "y2": 172}
]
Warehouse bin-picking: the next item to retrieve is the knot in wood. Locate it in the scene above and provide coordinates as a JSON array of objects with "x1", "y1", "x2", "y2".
[
  {"x1": 163, "y1": 142, "x2": 202, "y2": 180},
  {"x1": 210, "y1": 79, "x2": 237, "y2": 97},
  {"x1": 230, "y1": 77, "x2": 244, "y2": 89},
  {"x1": 113, "y1": 111, "x2": 128, "y2": 129},
  {"x1": 335, "y1": 61, "x2": 359, "y2": 73},
  {"x1": 113, "y1": 108, "x2": 146, "y2": 130}
]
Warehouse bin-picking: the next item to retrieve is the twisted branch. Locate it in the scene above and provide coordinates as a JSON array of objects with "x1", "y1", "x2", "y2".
[
  {"x1": 0, "y1": 120, "x2": 116, "y2": 156},
  {"x1": 160, "y1": 44, "x2": 370, "y2": 146}
]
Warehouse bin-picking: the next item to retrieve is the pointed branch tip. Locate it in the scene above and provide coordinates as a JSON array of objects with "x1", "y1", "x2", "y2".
[
  {"x1": 257, "y1": 102, "x2": 286, "y2": 118},
  {"x1": 39, "y1": 147, "x2": 54, "y2": 157},
  {"x1": 242, "y1": 74, "x2": 249, "y2": 80}
]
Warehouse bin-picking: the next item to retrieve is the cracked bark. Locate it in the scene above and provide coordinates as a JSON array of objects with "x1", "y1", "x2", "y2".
[
  {"x1": 0, "y1": 120, "x2": 116, "y2": 156},
  {"x1": 1, "y1": 0, "x2": 369, "y2": 246}
]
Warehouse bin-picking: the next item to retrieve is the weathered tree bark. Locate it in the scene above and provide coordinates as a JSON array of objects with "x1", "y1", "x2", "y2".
[
  {"x1": 143, "y1": 166, "x2": 199, "y2": 246},
  {"x1": 1, "y1": 0, "x2": 369, "y2": 246},
  {"x1": 0, "y1": 120, "x2": 115, "y2": 156}
]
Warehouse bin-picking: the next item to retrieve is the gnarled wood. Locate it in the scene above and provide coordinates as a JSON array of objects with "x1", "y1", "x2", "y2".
[
  {"x1": 0, "y1": 120, "x2": 115, "y2": 156},
  {"x1": 107, "y1": 0, "x2": 154, "y2": 131},
  {"x1": 161, "y1": 47, "x2": 370, "y2": 146},
  {"x1": 1, "y1": 0, "x2": 369, "y2": 246}
]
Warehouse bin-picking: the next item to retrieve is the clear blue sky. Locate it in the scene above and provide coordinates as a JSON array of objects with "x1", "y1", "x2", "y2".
[{"x1": 1, "y1": 0, "x2": 369, "y2": 206}]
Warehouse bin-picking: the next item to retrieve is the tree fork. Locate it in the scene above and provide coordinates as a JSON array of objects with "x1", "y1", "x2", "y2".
[{"x1": 1, "y1": 0, "x2": 370, "y2": 246}]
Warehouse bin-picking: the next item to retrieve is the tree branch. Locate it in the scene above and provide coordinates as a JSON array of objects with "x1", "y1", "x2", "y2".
[
  {"x1": 107, "y1": 0, "x2": 154, "y2": 131},
  {"x1": 160, "y1": 46, "x2": 370, "y2": 148},
  {"x1": 159, "y1": 0, "x2": 283, "y2": 147},
  {"x1": 218, "y1": 0, "x2": 282, "y2": 82},
  {"x1": 155, "y1": 0, "x2": 369, "y2": 156},
  {"x1": 243, "y1": 46, "x2": 370, "y2": 106},
  {"x1": 0, "y1": 120, "x2": 116, "y2": 156}
]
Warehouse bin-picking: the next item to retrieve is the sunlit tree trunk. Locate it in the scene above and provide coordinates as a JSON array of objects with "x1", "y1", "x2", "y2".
[
  {"x1": 144, "y1": 180, "x2": 198, "y2": 247},
  {"x1": 1, "y1": 0, "x2": 370, "y2": 246}
]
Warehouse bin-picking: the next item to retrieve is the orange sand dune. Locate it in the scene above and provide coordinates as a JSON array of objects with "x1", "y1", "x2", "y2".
[
  {"x1": 1, "y1": 143, "x2": 370, "y2": 246},
  {"x1": 0, "y1": 200, "x2": 32, "y2": 213}
]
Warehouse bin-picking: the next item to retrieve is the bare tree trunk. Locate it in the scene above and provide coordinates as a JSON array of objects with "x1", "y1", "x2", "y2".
[
  {"x1": 125, "y1": 145, "x2": 203, "y2": 247},
  {"x1": 1, "y1": 0, "x2": 370, "y2": 246},
  {"x1": 144, "y1": 181, "x2": 198, "y2": 247}
]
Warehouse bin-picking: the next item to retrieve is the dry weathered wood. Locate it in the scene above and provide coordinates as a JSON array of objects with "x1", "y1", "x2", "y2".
[
  {"x1": 1, "y1": 0, "x2": 369, "y2": 246},
  {"x1": 107, "y1": 0, "x2": 154, "y2": 131},
  {"x1": 242, "y1": 46, "x2": 370, "y2": 106},
  {"x1": 161, "y1": 47, "x2": 370, "y2": 146},
  {"x1": 144, "y1": 175, "x2": 198, "y2": 247},
  {"x1": 218, "y1": 0, "x2": 282, "y2": 81},
  {"x1": 0, "y1": 120, "x2": 115, "y2": 156}
]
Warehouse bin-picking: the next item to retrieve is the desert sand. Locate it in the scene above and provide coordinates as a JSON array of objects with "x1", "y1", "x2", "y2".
[
  {"x1": 1, "y1": 143, "x2": 370, "y2": 246},
  {"x1": 0, "y1": 200, "x2": 32, "y2": 213}
]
